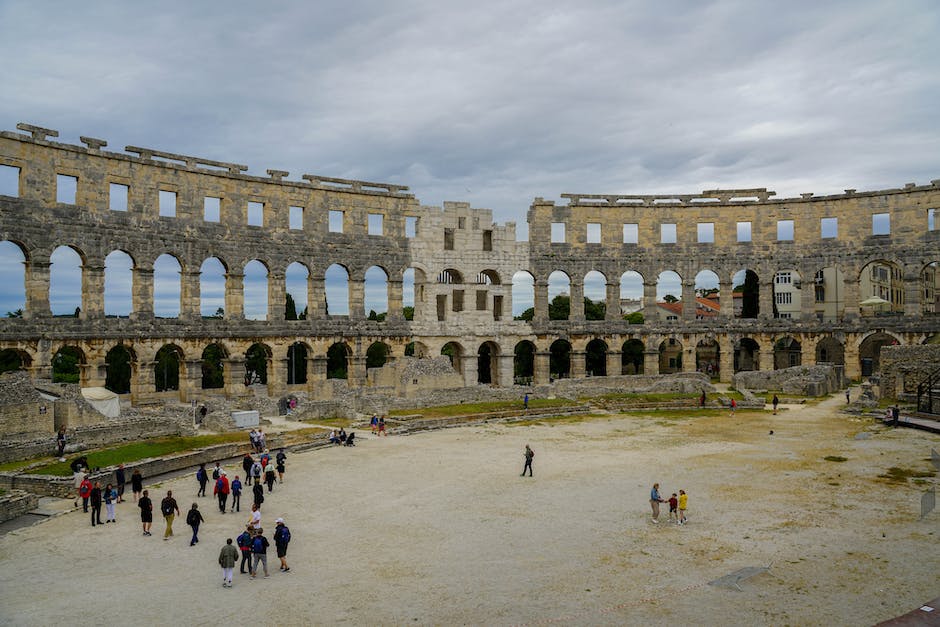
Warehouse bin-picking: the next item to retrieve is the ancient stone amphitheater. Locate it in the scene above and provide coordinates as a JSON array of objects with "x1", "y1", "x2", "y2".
[{"x1": 1, "y1": 122, "x2": 938, "y2": 406}]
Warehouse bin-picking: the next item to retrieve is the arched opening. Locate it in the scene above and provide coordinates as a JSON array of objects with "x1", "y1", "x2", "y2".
[
  {"x1": 403, "y1": 267, "x2": 416, "y2": 320},
  {"x1": 512, "y1": 271, "x2": 535, "y2": 320},
  {"x1": 656, "y1": 271, "x2": 682, "y2": 321},
  {"x1": 772, "y1": 269, "x2": 802, "y2": 319},
  {"x1": 621, "y1": 339, "x2": 644, "y2": 375},
  {"x1": 773, "y1": 337, "x2": 802, "y2": 369},
  {"x1": 366, "y1": 341, "x2": 391, "y2": 369},
  {"x1": 513, "y1": 340, "x2": 535, "y2": 384},
  {"x1": 620, "y1": 270, "x2": 645, "y2": 323},
  {"x1": 245, "y1": 343, "x2": 271, "y2": 385},
  {"x1": 548, "y1": 271, "x2": 571, "y2": 320},
  {"x1": 0, "y1": 241, "x2": 26, "y2": 316},
  {"x1": 365, "y1": 266, "x2": 389, "y2": 320},
  {"x1": 154, "y1": 344, "x2": 182, "y2": 392},
  {"x1": 732, "y1": 269, "x2": 760, "y2": 319},
  {"x1": 50, "y1": 246, "x2": 83, "y2": 316},
  {"x1": 585, "y1": 338, "x2": 607, "y2": 376},
  {"x1": 812, "y1": 266, "x2": 846, "y2": 322},
  {"x1": 478, "y1": 269, "x2": 501, "y2": 285},
  {"x1": 104, "y1": 250, "x2": 133, "y2": 317},
  {"x1": 694, "y1": 270, "x2": 720, "y2": 319},
  {"x1": 200, "y1": 257, "x2": 226, "y2": 318},
  {"x1": 243, "y1": 260, "x2": 269, "y2": 320},
  {"x1": 438, "y1": 268, "x2": 463, "y2": 284},
  {"x1": 695, "y1": 338, "x2": 720, "y2": 378},
  {"x1": 52, "y1": 346, "x2": 84, "y2": 383},
  {"x1": 859, "y1": 260, "x2": 904, "y2": 316},
  {"x1": 153, "y1": 254, "x2": 181, "y2": 318},
  {"x1": 201, "y1": 343, "x2": 226, "y2": 389},
  {"x1": 549, "y1": 339, "x2": 571, "y2": 380},
  {"x1": 287, "y1": 342, "x2": 308, "y2": 385},
  {"x1": 326, "y1": 342, "x2": 349, "y2": 379},
  {"x1": 105, "y1": 344, "x2": 133, "y2": 394},
  {"x1": 815, "y1": 337, "x2": 845, "y2": 365},
  {"x1": 441, "y1": 342, "x2": 463, "y2": 374},
  {"x1": 583, "y1": 271, "x2": 607, "y2": 320},
  {"x1": 477, "y1": 342, "x2": 499, "y2": 384},
  {"x1": 658, "y1": 337, "x2": 683, "y2": 374},
  {"x1": 285, "y1": 262, "x2": 309, "y2": 320},
  {"x1": 859, "y1": 332, "x2": 898, "y2": 377},
  {"x1": 0, "y1": 348, "x2": 29, "y2": 374},
  {"x1": 922, "y1": 262, "x2": 939, "y2": 314},
  {"x1": 325, "y1": 264, "x2": 350, "y2": 315},
  {"x1": 734, "y1": 338, "x2": 760, "y2": 372}
]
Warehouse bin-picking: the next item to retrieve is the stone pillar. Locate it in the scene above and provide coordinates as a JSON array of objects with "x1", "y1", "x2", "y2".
[
  {"x1": 268, "y1": 358, "x2": 288, "y2": 397},
  {"x1": 843, "y1": 338, "x2": 861, "y2": 380},
  {"x1": 842, "y1": 276, "x2": 859, "y2": 321},
  {"x1": 534, "y1": 279, "x2": 549, "y2": 322},
  {"x1": 719, "y1": 280, "x2": 733, "y2": 319},
  {"x1": 498, "y1": 354, "x2": 515, "y2": 387},
  {"x1": 605, "y1": 281, "x2": 620, "y2": 320},
  {"x1": 268, "y1": 272, "x2": 286, "y2": 321},
  {"x1": 799, "y1": 281, "x2": 815, "y2": 321},
  {"x1": 644, "y1": 349, "x2": 660, "y2": 375},
  {"x1": 137, "y1": 360, "x2": 156, "y2": 397},
  {"x1": 681, "y1": 281, "x2": 696, "y2": 320},
  {"x1": 24, "y1": 259, "x2": 51, "y2": 318},
  {"x1": 904, "y1": 272, "x2": 922, "y2": 316},
  {"x1": 681, "y1": 346, "x2": 696, "y2": 373},
  {"x1": 461, "y1": 354, "x2": 479, "y2": 387},
  {"x1": 759, "y1": 346, "x2": 774, "y2": 371},
  {"x1": 223, "y1": 358, "x2": 249, "y2": 398},
  {"x1": 348, "y1": 356, "x2": 367, "y2": 386},
  {"x1": 308, "y1": 275, "x2": 325, "y2": 319},
  {"x1": 570, "y1": 350, "x2": 586, "y2": 378},
  {"x1": 569, "y1": 281, "x2": 584, "y2": 321},
  {"x1": 718, "y1": 338, "x2": 734, "y2": 383},
  {"x1": 534, "y1": 350, "x2": 551, "y2": 384},
  {"x1": 180, "y1": 270, "x2": 201, "y2": 320},
  {"x1": 225, "y1": 271, "x2": 245, "y2": 319},
  {"x1": 81, "y1": 265, "x2": 105, "y2": 319},
  {"x1": 181, "y1": 359, "x2": 203, "y2": 402},
  {"x1": 131, "y1": 266, "x2": 154, "y2": 320},
  {"x1": 642, "y1": 282, "x2": 658, "y2": 321},
  {"x1": 758, "y1": 279, "x2": 773, "y2": 320},
  {"x1": 309, "y1": 355, "x2": 330, "y2": 398},
  {"x1": 606, "y1": 350, "x2": 621, "y2": 376},
  {"x1": 85, "y1": 357, "x2": 106, "y2": 388},
  {"x1": 388, "y1": 279, "x2": 404, "y2": 321}
]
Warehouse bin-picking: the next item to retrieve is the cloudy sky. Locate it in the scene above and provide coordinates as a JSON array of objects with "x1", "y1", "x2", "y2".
[{"x1": 1, "y1": 0, "x2": 939, "y2": 315}]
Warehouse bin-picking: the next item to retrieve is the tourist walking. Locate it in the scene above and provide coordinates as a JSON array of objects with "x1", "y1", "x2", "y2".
[
  {"x1": 196, "y1": 464, "x2": 209, "y2": 497},
  {"x1": 274, "y1": 518, "x2": 291, "y2": 572},
  {"x1": 248, "y1": 502, "x2": 262, "y2": 530},
  {"x1": 678, "y1": 489, "x2": 688, "y2": 524},
  {"x1": 79, "y1": 474, "x2": 92, "y2": 513},
  {"x1": 523, "y1": 393, "x2": 529, "y2": 411},
  {"x1": 265, "y1": 466, "x2": 276, "y2": 493},
  {"x1": 276, "y1": 449, "x2": 287, "y2": 483},
  {"x1": 521, "y1": 444, "x2": 534, "y2": 477},
  {"x1": 90, "y1": 481, "x2": 103, "y2": 526},
  {"x1": 214, "y1": 471, "x2": 230, "y2": 513},
  {"x1": 161, "y1": 490, "x2": 180, "y2": 540},
  {"x1": 131, "y1": 468, "x2": 143, "y2": 502},
  {"x1": 251, "y1": 460, "x2": 263, "y2": 485},
  {"x1": 772, "y1": 394, "x2": 779, "y2": 415},
  {"x1": 186, "y1": 503, "x2": 204, "y2": 546},
  {"x1": 138, "y1": 489, "x2": 153, "y2": 536},
  {"x1": 55, "y1": 427, "x2": 67, "y2": 458},
  {"x1": 103, "y1": 482, "x2": 118, "y2": 523},
  {"x1": 378, "y1": 416, "x2": 387, "y2": 436},
  {"x1": 252, "y1": 482, "x2": 264, "y2": 509},
  {"x1": 115, "y1": 464, "x2": 127, "y2": 503},
  {"x1": 649, "y1": 483, "x2": 665, "y2": 523},
  {"x1": 231, "y1": 475, "x2": 242, "y2": 512},
  {"x1": 242, "y1": 453, "x2": 253, "y2": 479},
  {"x1": 371, "y1": 414, "x2": 378, "y2": 434},
  {"x1": 236, "y1": 525, "x2": 254, "y2": 574},
  {"x1": 249, "y1": 528, "x2": 270, "y2": 579},
  {"x1": 219, "y1": 538, "x2": 238, "y2": 588},
  {"x1": 729, "y1": 398, "x2": 737, "y2": 416},
  {"x1": 212, "y1": 462, "x2": 223, "y2": 482}
]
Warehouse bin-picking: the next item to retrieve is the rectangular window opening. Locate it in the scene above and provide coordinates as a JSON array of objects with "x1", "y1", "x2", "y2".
[
  {"x1": 444, "y1": 228, "x2": 455, "y2": 250},
  {"x1": 109, "y1": 183, "x2": 128, "y2": 212},
  {"x1": 436, "y1": 294, "x2": 447, "y2": 321},
  {"x1": 482, "y1": 229, "x2": 493, "y2": 251},
  {"x1": 329, "y1": 210, "x2": 344, "y2": 233},
  {"x1": 247, "y1": 201, "x2": 264, "y2": 226},
  {"x1": 586, "y1": 223, "x2": 602, "y2": 244},
  {"x1": 623, "y1": 223, "x2": 638, "y2": 244},
  {"x1": 452, "y1": 289, "x2": 464, "y2": 312},
  {"x1": 493, "y1": 295, "x2": 503, "y2": 321},
  {"x1": 551, "y1": 222, "x2": 566, "y2": 244},
  {"x1": 697, "y1": 222, "x2": 714, "y2": 243},
  {"x1": 929, "y1": 208, "x2": 936, "y2": 231},
  {"x1": 872, "y1": 213, "x2": 890, "y2": 236},
  {"x1": 405, "y1": 216, "x2": 418, "y2": 238},
  {"x1": 57, "y1": 174, "x2": 78, "y2": 204},
  {"x1": 204, "y1": 197, "x2": 221, "y2": 222},
  {"x1": 476, "y1": 290, "x2": 487, "y2": 311},
  {"x1": 821, "y1": 217, "x2": 838, "y2": 239},
  {"x1": 661, "y1": 223, "x2": 677, "y2": 244},
  {"x1": 777, "y1": 219, "x2": 794, "y2": 241},
  {"x1": 458, "y1": 217, "x2": 466, "y2": 229},
  {"x1": 0, "y1": 164, "x2": 20, "y2": 197},
  {"x1": 737, "y1": 221, "x2": 752, "y2": 242},
  {"x1": 289, "y1": 206, "x2": 304, "y2": 230},
  {"x1": 368, "y1": 213, "x2": 384, "y2": 236},
  {"x1": 159, "y1": 190, "x2": 177, "y2": 217}
]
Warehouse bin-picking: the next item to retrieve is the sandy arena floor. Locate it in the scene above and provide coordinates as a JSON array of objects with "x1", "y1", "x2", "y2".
[{"x1": 0, "y1": 394, "x2": 937, "y2": 626}]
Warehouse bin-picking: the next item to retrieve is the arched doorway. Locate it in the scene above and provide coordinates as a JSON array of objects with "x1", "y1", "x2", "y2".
[
  {"x1": 287, "y1": 343, "x2": 308, "y2": 385},
  {"x1": 549, "y1": 339, "x2": 571, "y2": 380},
  {"x1": 773, "y1": 337, "x2": 802, "y2": 369},
  {"x1": 52, "y1": 346, "x2": 84, "y2": 384},
  {"x1": 732, "y1": 269, "x2": 760, "y2": 319},
  {"x1": 477, "y1": 342, "x2": 499, "y2": 384},
  {"x1": 326, "y1": 343, "x2": 350, "y2": 379},
  {"x1": 201, "y1": 343, "x2": 226, "y2": 389},
  {"x1": 658, "y1": 338, "x2": 683, "y2": 374},
  {"x1": 366, "y1": 341, "x2": 391, "y2": 369},
  {"x1": 441, "y1": 342, "x2": 464, "y2": 374},
  {"x1": 585, "y1": 339, "x2": 607, "y2": 376},
  {"x1": 621, "y1": 339, "x2": 644, "y2": 375},
  {"x1": 815, "y1": 337, "x2": 845, "y2": 365},
  {"x1": 513, "y1": 341, "x2": 535, "y2": 384},
  {"x1": 859, "y1": 333, "x2": 898, "y2": 376},
  {"x1": 245, "y1": 343, "x2": 271, "y2": 385},
  {"x1": 154, "y1": 345, "x2": 182, "y2": 392},
  {"x1": 0, "y1": 348, "x2": 29, "y2": 374},
  {"x1": 105, "y1": 344, "x2": 133, "y2": 394},
  {"x1": 734, "y1": 338, "x2": 760, "y2": 372},
  {"x1": 695, "y1": 338, "x2": 720, "y2": 378}
]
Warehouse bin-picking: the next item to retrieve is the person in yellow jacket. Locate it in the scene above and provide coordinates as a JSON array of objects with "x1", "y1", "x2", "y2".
[{"x1": 678, "y1": 489, "x2": 688, "y2": 525}]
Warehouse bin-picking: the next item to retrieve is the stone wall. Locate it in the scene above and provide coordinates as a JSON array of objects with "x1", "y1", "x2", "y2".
[
  {"x1": 733, "y1": 365, "x2": 845, "y2": 396},
  {"x1": 0, "y1": 489, "x2": 39, "y2": 523},
  {"x1": 879, "y1": 345, "x2": 940, "y2": 399}
]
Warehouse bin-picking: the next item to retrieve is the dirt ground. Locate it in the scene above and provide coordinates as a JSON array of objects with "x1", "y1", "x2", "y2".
[{"x1": 0, "y1": 394, "x2": 937, "y2": 626}]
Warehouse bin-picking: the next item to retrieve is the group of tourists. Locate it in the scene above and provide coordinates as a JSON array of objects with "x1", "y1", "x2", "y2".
[
  {"x1": 649, "y1": 482, "x2": 689, "y2": 525},
  {"x1": 248, "y1": 429, "x2": 267, "y2": 453},
  {"x1": 73, "y1": 458, "x2": 142, "y2": 528}
]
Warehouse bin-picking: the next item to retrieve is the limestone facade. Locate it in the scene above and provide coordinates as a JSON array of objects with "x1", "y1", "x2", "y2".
[{"x1": 1, "y1": 123, "x2": 938, "y2": 409}]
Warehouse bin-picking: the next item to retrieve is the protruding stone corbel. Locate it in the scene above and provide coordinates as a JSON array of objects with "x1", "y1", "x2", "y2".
[
  {"x1": 79, "y1": 136, "x2": 108, "y2": 150},
  {"x1": 800, "y1": 193, "x2": 814, "y2": 199},
  {"x1": 16, "y1": 123, "x2": 59, "y2": 141},
  {"x1": 267, "y1": 169, "x2": 289, "y2": 181}
]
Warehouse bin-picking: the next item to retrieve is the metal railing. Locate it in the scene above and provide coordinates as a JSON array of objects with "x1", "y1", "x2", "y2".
[{"x1": 916, "y1": 365, "x2": 940, "y2": 415}]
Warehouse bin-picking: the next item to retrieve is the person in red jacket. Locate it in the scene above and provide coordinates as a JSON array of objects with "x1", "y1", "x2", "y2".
[
  {"x1": 214, "y1": 471, "x2": 230, "y2": 514},
  {"x1": 79, "y1": 475, "x2": 92, "y2": 513}
]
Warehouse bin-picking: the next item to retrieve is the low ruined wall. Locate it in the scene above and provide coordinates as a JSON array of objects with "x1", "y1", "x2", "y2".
[
  {"x1": 880, "y1": 345, "x2": 940, "y2": 400},
  {"x1": 0, "y1": 490, "x2": 39, "y2": 523},
  {"x1": 733, "y1": 365, "x2": 844, "y2": 396}
]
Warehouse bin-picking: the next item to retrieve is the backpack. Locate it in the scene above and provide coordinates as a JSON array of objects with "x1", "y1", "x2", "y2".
[
  {"x1": 161, "y1": 500, "x2": 175, "y2": 516},
  {"x1": 251, "y1": 536, "x2": 265, "y2": 553},
  {"x1": 277, "y1": 526, "x2": 291, "y2": 544},
  {"x1": 212, "y1": 467, "x2": 220, "y2": 480},
  {"x1": 237, "y1": 532, "x2": 251, "y2": 549},
  {"x1": 186, "y1": 509, "x2": 199, "y2": 525}
]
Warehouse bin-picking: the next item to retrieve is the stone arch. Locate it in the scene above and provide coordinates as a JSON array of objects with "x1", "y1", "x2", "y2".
[
  {"x1": 858, "y1": 332, "x2": 900, "y2": 377},
  {"x1": 815, "y1": 336, "x2": 845, "y2": 365},
  {"x1": 548, "y1": 270, "x2": 571, "y2": 320},
  {"x1": 695, "y1": 338, "x2": 720, "y2": 377},
  {"x1": 201, "y1": 342, "x2": 227, "y2": 389},
  {"x1": 285, "y1": 261, "x2": 309, "y2": 320},
  {"x1": 0, "y1": 347, "x2": 31, "y2": 374},
  {"x1": 366, "y1": 341, "x2": 391, "y2": 369},
  {"x1": 364, "y1": 265, "x2": 389, "y2": 319},
  {"x1": 477, "y1": 269, "x2": 501, "y2": 285},
  {"x1": 513, "y1": 340, "x2": 535, "y2": 384},
  {"x1": 549, "y1": 339, "x2": 571, "y2": 379},
  {"x1": 52, "y1": 345, "x2": 85, "y2": 384},
  {"x1": 243, "y1": 259, "x2": 269, "y2": 320},
  {"x1": 402, "y1": 267, "x2": 417, "y2": 319},
  {"x1": 325, "y1": 263, "x2": 350, "y2": 316},
  {"x1": 921, "y1": 261, "x2": 939, "y2": 314},
  {"x1": 511, "y1": 271, "x2": 535, "y2": 319},
  {"x1": 287, "y1": 341, "x2": 309, "y2": 385},
  {"x1": 245, "y1": 342, "x2": 272, "y2": 385},
  {"x1": 200, "y1": 257, "x2": 227, "y2": 318},
  {"x1": 620, "y1": 271, "x2": 644, "y2": 322},
  {"x1": 583, "y1": 270, "x2": 607, "y2": 320},
  {"x1": 734, "y1": 337, "x2": 760, "y2": 372},
  {"x1": 153, "y1": 253, "x2": 182, "y2": 318},
  {"x1": 477, "y1": 341, "x2": 500, "y2": 384},
  {"x1": 859, "y1": 259, "x2": 904, "y2": 315},
  {"x1": 621, "y1": 338, "x2": 644, "y2": 375},
  {"x1": 104, "y1": 343, "x2": 135, "y2": 394},
  {"x1": 410, "y1": 340, "x2": 430, "y2": 358},
  {"x1": 0, "y1": 241, "x2": 27, "y2": 317},
  {"x1": 773, "y1": 336, "x2": 802, "y2": 369},
  {"x1": 658, "y1": 337, "x2": 683, "y2": 374},
  {"x1": 326, "y1": 341, "x2": 350, "y2": 379},
  {"x1": 585, "y1": 338, "x2": 608, "y2": 376},
  {"x1": 50, "y1": 245, "x2": 85, "y2": 316},
  {"x1": 438, "y1": 268, "x2": 463, "y2": 284},
  {"x1": 441, "y1": 341, "x2": 464, "y2": 374},
  {"x1": 154, "y1": 343, "x2": 183, "y2": 392},
  {"x1": 732, "y1": 268, "x2": 760, "y2": 319}
]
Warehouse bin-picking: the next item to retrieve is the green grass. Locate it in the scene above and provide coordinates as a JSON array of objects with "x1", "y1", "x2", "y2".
[
  {"x1": 389, "y1": 398, "x2": 578, "y2": 419},
  {"x1": 301, "y1": 417, "x2": 354, "y2": 428},
  {"x1": 878, "y1": 466, "x2": 935, "y2": 483},
  {"x1": 824, "y1": 456, "x2": 848, "y2": 462},
  {"x1": 30, "y1": 433, "x2": 249, "y2": 476},
  {"x1": 0, "y1": 458, "x2": 43, "y2": 473}
]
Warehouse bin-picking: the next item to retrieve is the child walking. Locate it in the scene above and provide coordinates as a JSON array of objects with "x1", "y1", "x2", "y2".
[
  {"x1": 668, "y1": 493, "x2": 679, "y2": 523},
  {"x1": 678, "y1": 489, "x2": 688, "y2": 524}
]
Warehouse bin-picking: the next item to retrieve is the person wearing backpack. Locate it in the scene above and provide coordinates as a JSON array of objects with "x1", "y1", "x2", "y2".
[
  {"x1": 274, "y1": 518, "x2": 291, "y2": 572},
  {"x1": 230, "y1": 475, "x2": 242, "y2": 512},
  {"x1": 249, "y1": 528, "x2": 270, "y2": 579},
  {"x1": 236, "y1": 525, "x2": 253, "y2": 574},
  {"x1": 186, "y1": 502, "x2": 204, "y2": 546},
  {"x1": 161, "y1": 490, "x2": 180, "y2": 540},
  {"x1": 195, "y1": 464, "x2": 208, "y2": 498},
  {"x1": 214, "y1": 471, "x2": 230, "y2": 514}
]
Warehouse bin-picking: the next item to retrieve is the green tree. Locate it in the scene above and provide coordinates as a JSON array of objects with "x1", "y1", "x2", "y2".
[
  {"x1": 366, "y1": 342, "x2": 389, "y2": 368},
  {"x1": 367, "y1": 309, "x2": 387, "y2": 322},
  {"x1": 0, "y1": 349, "x2": 24, "y2": 374},
  {"x1": 402, "y1": 306, "x2": 414, "y2": 321},
  {"x1": 213, "y1": 307, "x2": 224, "y2": 319},
  {"x1": 624, "y1": 311, "x2": 645, "y2": 324},
  {"x1": 326, "y1": 343, "x2": 348, "y2": 379},
  {"x1": 154, "y1": 346, "x2": 180, "y2": 391},
  {"x1": 514, "y1": 307, "x2": 534, "y2": 321},
  {"x1": 663, "y1": 294, "x2": 679, "y2": 303},
  {"x1": 549, "y1": 294, "x2": 570, "y2": 320},
  {"x1": 584, "y1": 297, "x2": 606, "y2": 320},
  {"x1": 52, "y1": 347, "x2": 81, "y2": 383},
  {"x1": 245, "y1": 344, "x2": 268, "y2": 384},
  {"x1": 285, "y1": 293, "x2": 298, "y2": 320},
  {"x1": 6, "y1": 309, "x2": 23, "y2": 318}
]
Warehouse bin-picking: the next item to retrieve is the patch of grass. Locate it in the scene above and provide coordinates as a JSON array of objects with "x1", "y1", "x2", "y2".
[
  {"x1": 301, "y1": 417, "x2": 353, "y2": 428},
  {"x1": 389, "y1": 398, "x2": 578, "y2": 419},
  {"x1": 0, "y1": 458, "x2": 44, "y2": 473},
  {"x1": 31, "y1": 433, "x2": 249, "y2": 476},
  {"x1": 824, "y1": 456, "x2": 848, "y2": 462},
  {"x1": 878, "y1": 466, "x2": 936, "y2": 483}
]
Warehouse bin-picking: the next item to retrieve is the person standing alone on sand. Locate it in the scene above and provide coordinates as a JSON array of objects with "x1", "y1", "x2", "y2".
[
  {"x1": 521, "y1": 444, "x2": 534, "y2": 477},
  {"x1": 650, "y1": 483, "x2": 665, "y2": 523},
  {"x1": 138, "y1": 489, "x2": 153, "y2": 536},
  {"x1": 219, "y1": 538, "x2": 238, "y2": 588},
  {"x1": 131, "y1": 468, "x2": 143, "y2": 503},
  {"x1": 772, "y1": 394, "x2": 779, "y2": 415}
]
